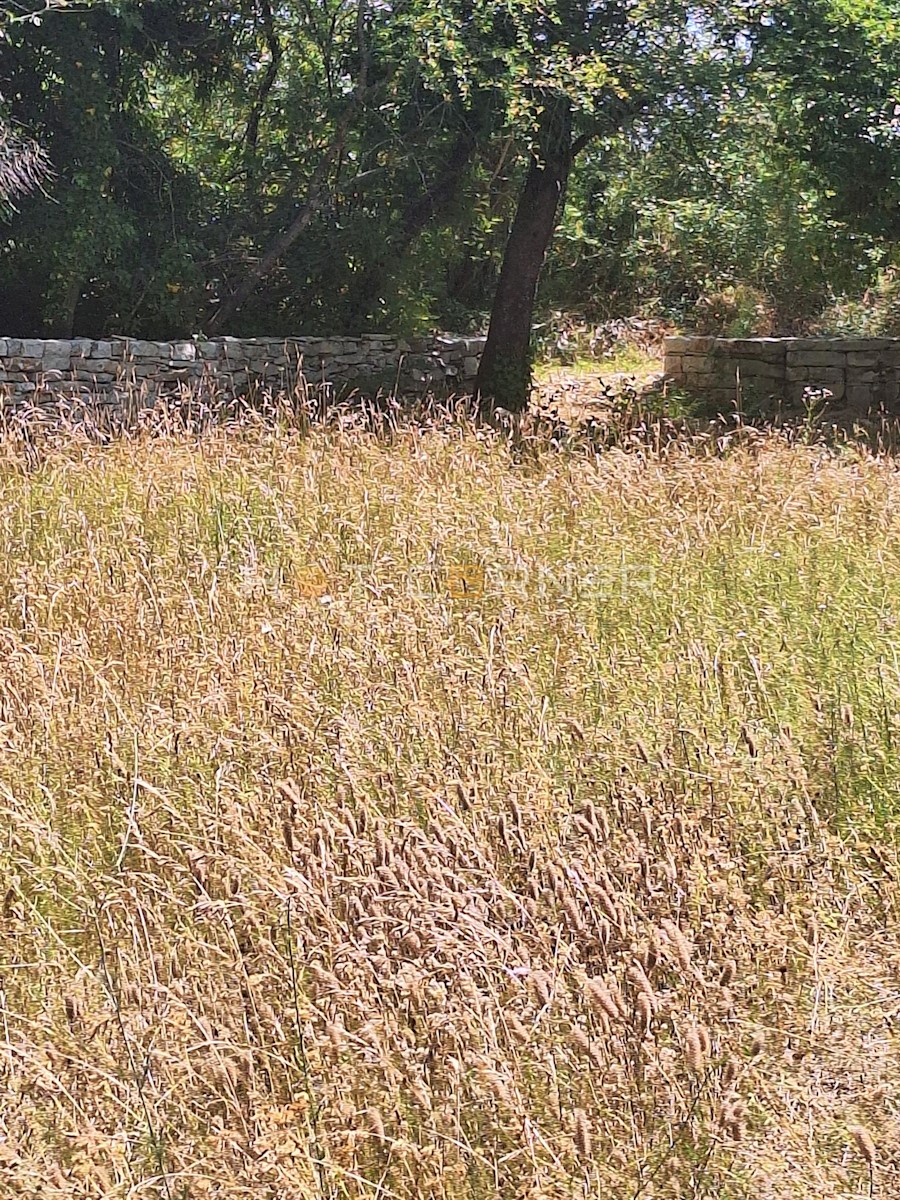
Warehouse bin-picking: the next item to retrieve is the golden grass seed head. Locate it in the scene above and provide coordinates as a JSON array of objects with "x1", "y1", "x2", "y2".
[
  {"x1": 282, "y1": 819, "x2": 294, "y2": 854},
  {"x1": 233, "y1": 1050, "x2": 252, "y2": 1097},
  {"x1": 850, "y1": 1124, "x2": 876, "y2": 1167},
  {"x1": 722, "y1": 1056, "x2": 740, "y2": 1086},
  {"x1": 627, "y1": 960, "x2": 656, "y2": 1003},
  {"x1": 366, "y1": 1107, "x2": 385, "y2": 1141},
  {"x1": 497, "y1": 811, "x2": 511, "y2": 852},
  {"x1": 574, "y1": 812, "x2": 598, "y2": 841},
  {"x1": 586, "y1": 978, "x2": 621, "y2": 1023},
  {"x1": 506, "y1": 1013, "x2": 531, "y2": 1045},
  {"x1": 570, "y1": 1025, "x2": 592, "y2": 1057},
  {"x1": 634, "y1": 991, "x2": 653, "y2": 1035},
  {"x1": 479, "y1": 1066, "x2": 513, "y2": 1108},
  {"x1": 684, "y1": 1026, "x2": 705, "y2": 1074},
  {"x1": 573, "y1": 1108, "x2": 592, "y2": 1163},
  {"x1": 697, "y1": 1024, "x2": 711, "y2": 1057},
  {"x1": 529, "y1": 970, "x2": 552, "y2": 1009},
  {"x1": 563, "y1": 893, "x2": 584, "y2": 931},
  {"x1": 399, "y1": 930, "x2": 422, "y2": 956},
  {"x1": 596, "y1": 888, "x2": 620, "y2": 926},
  {"x1": 507, "y1": 796, "x2": 523, "y2": 831},
  {"x1": 210, "y1": 1059, "x2": 234, "y2": 1095}
]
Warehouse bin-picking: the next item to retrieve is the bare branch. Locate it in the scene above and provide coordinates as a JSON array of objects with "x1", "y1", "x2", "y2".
[{"x1": 0, "y1": 120, "x2": 52, "y2": 206}]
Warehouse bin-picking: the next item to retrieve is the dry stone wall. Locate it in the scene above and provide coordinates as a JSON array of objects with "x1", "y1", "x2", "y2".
[
  {"x1": 664, "y1": 337, "x2": 900, "y2": 414},
  {"x1": 0, "y1": 334, "x2": 486, "y2": 409}
]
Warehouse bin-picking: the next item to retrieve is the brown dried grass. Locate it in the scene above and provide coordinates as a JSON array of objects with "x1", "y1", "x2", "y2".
[{"x1": 0, "y1": 398, "x2": 899, "y2": 1197}]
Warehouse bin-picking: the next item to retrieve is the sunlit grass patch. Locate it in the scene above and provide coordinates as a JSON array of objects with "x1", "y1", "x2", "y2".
[{"x1": 1, "y1": 419, "x2": 899, "y2": 1198}]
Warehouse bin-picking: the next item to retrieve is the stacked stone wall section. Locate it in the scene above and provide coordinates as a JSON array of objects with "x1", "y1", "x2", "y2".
[
  {"x1": 664, "y1": 337, "x2": 900, "y2": 414},
  {"x1": 0, "y1": 334, "x2": 486, "y2": 409}
]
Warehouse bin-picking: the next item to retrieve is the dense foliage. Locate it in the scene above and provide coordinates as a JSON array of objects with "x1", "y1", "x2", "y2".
[{"x1": 1, "y1": 0, "x2": 898, "y2": 376}]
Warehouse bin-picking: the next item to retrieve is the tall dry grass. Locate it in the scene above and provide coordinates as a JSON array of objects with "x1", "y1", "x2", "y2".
[{"x1": 1, "y1": 399, "x2": 900, "y2": 1198}]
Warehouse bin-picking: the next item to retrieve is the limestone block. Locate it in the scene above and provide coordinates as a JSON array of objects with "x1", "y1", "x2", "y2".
[
  {"x1": 731, "y1": 359, "x2": 783, "y2": 379},
  {"x1": 683, "y1": 371, "x2": 716, "y2": 387},
  {"x1": 834, "y1": 338, "x2": 891, "y2": 352},
  {"x1": 789, "y1": 338, "x2": 853, "y2": 351},
  {"x1": 846, "y1": 369, "x2": 877, "y2": 385},
  {"x1": 716, "y1": 338, "x2": 786, "y2": 361},
  {"x1": 133, "y1": 339, "x2": 167, "y2": 358},
  {"x1": 171, "y1": 342, "x2": 197, "y2": 361},
  {"x1": 463, "y1": 357, "x2": 479, "y2": 377},
  {"x1": 682, "y1": 354, "x2": 712, "y2": 373},
  {"x1": 21, "y1": 339, "x2": 47, "y2": 358},
  {"x1": 846, "y1": 384, "x2": 875, "y2": 407},
  {"x1": 804, "y1": 366, "x2": 844, "y2": 382},
  {"x1": 74, "y1": 370, "x2": 113, "y2": 383},
  {"x1": 787, "y1": 351, "x2": 846, "y2": 367},
  {"x1": 665, "y1": 336, "x2": 715, "y2": 353},
  {"x1": 93, "y1": 341, "x2": 113, "y2": 359},
  {"x1": 846, "y1": 353, "x2": 879, "y2": 367},
  {"x1": 786, "y1": 366, "x2": 810, "y2": 382}
]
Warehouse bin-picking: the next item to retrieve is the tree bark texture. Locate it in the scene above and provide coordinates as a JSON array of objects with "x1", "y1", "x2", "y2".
[{"x1": 476, "y1": 97, "x2": 573, "y2": 414}]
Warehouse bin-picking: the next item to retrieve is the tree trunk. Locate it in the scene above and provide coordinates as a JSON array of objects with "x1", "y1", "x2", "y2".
[
  {"x1": 476, "y1": 97, "x2": 572, "y2": 415},
  {"x1": 47, "y1": 274, "x2": 82, "y2": 339}
]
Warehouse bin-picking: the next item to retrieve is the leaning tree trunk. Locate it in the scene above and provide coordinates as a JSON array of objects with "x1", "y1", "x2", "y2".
[{"x1": 476, "y1": 97, "x2": 572, "y2": 416}]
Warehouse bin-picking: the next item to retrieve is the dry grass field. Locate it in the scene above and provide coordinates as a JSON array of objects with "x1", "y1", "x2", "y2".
[{"x1": 2, "y1": 406, "x2": 900, "y2": 1199}]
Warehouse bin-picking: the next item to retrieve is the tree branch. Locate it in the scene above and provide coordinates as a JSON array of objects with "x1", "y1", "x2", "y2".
[{"x1": 244, "y1": 0, "x2": 282, "y2": 155}]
